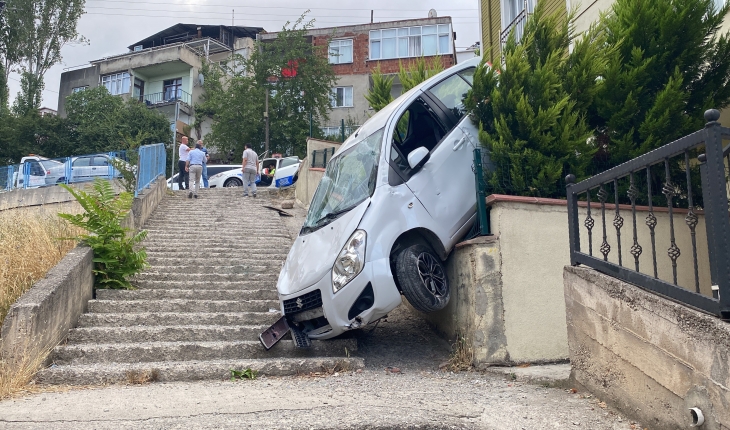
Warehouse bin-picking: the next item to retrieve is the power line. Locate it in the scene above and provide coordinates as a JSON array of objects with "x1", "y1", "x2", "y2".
[
  {"x1": 82, "y1": 12, "x2": 478, "y2": 24},
  {"x1": 7, "y1": 76, "x2": 59, "y2": 94},
  {"x1": 84, "y1": 0, "x2": 478, "y2": 12}
]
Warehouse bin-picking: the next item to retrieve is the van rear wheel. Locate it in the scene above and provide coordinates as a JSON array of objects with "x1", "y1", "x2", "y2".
[{"x1": 395, "y1": 244, "x2": 450, "y2": 313}]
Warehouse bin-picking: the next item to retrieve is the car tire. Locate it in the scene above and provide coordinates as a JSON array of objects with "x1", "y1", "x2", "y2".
[
  {"x1": 395, "y1": 243, "x2": 450, "y2": 313},
  {"x1": 223, "y1": 178, "x2": 242, "y2": 187}
]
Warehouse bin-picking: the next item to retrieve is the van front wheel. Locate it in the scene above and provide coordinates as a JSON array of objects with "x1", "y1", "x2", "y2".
[{"x1": 395, "y1": 244, "x2": 450, "y2": 313}]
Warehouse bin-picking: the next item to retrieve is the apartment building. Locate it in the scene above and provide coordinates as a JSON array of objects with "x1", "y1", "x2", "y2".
[
  {"x1": 260, "y1": 16, "x2": 457, "y2": 137},
  {"x1": 57, "y1": 23, "x2": 264, "y2": 140}
]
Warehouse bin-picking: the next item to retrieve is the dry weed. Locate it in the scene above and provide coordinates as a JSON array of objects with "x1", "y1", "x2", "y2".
[
  {"x1": 125, "y1": 369, "x2": 160, "y2": 384},
  {"x1": 447, "y1": 335, "x2": 474, "y2": 372},
  {"x1": 0, "y1": 210, "x2": 81, "y2": 326},
  {"x1": 0, "y1": 347, "x2": 52, "y2": 400}
]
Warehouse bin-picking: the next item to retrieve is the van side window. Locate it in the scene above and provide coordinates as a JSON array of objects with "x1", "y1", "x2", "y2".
[
  {"x1": 388, "y1": 97, "x2": 447, "y2": 185},
  {"x1": 29, "y1": 161, "x2": 44, "y2": 176},
  {"x1": 280, "y1": 157, "x2": 298, "y2": 168},
  {"x1": 428, "y1": 73, "x2": 472, "y2": 121}
]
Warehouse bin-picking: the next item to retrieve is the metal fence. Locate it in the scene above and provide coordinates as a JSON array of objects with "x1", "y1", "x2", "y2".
[
  {"x1": 135, "y1": 143, "x2": 167, "y2": 197},
  {"x1": 143, "y1": 90, "x2": 192, "y2": 106},
  {"x1": 566, "y1": 109, "x2": 730, "y2": 320},
  {"x1": 311, "y1": 147, "x2": 337, "y2": 169},
  {"x1": 466, "y1": 147, "x2": 492, "y2": 239}
]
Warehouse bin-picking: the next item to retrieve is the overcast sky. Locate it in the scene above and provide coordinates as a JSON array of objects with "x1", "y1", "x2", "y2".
[{"x1": 8, "y1": 0, "x2": 480, "y2": 111}]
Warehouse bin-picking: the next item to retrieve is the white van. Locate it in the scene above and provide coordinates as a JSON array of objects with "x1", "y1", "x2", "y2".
[{"x1": 261, "y1": 57, "x2": 483, "y2": 347}]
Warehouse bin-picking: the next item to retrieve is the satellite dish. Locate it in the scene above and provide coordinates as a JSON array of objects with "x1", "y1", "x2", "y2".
[
  {"x1": 428, "y1": 9, "x2": 437, "y2": 18},
  {"x1": 198, "y1": 73, "x2": 205, "y2": 86}
]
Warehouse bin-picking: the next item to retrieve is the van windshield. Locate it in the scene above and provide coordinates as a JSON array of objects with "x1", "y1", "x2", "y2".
[{"x1": 302, "y1": 128, "x2": 384, "y2": 233}]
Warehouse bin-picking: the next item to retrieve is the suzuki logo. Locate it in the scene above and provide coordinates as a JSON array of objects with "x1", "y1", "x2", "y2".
[{"x1": 296, "y1": 298, "x2": 303, "y2": 308}]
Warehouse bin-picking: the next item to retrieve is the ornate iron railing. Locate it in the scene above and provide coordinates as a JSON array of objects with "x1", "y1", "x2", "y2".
[
  {"x1": 566, "y1": 110, "x2": 730, "y2": 320},
  {"x1": 500, "y1": 8, "x2": 528, "y2": 51}
]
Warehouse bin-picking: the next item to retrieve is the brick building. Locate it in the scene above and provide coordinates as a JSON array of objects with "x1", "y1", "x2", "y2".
[{"x1": 260, "y1": 16, "x2": 456, "y2": 138}]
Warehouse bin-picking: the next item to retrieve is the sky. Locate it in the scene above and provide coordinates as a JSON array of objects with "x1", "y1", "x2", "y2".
[{"x1": 7, "y1": 0, "x2": 481, "y2": 111}]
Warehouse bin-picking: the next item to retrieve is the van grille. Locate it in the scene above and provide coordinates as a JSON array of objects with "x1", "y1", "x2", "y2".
[{"x1": 283, "y1": 289, "x2": 323, "y2": 315}]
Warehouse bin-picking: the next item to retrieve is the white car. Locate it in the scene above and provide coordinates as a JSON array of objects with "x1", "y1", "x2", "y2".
[
  {"x1": 208, "y1": 157, "x2": 301, "y2": 188},
  {"x1": 11, "y1": 155, "x2": 66, "y2": 188},
  {"x1": 167, "y1": 165, "x2": 239, "y2": 190},
  {"x1": 261, "y1": 57, "x2": 482, "y2": 347},
  {"x1": 69, "y1": 154, "x2": 132, "y2": 183}
]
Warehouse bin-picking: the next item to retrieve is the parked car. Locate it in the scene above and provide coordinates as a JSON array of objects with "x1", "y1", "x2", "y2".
[
  {"x1": 207, "y1": 157, "x2": 301, "y2": 188},
  {"x1": 167, "y1": 165, "x2": 238, "y2": 190},
  {"x1": 261, "y1": 56, "x2": 482, "y2": 347},
  {"x1": 11, "y1": 155, "x2": 65, "y2": 188}
]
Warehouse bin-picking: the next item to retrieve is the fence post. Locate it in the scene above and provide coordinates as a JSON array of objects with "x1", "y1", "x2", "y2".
[
  {"x1": 340, "y1": 118, "x2": 345, "y2": 143},
  {"x1": 65, "y1": 157, "x2": 71, "y2": 184},
  {"x1": 6, "y1": 165, "x2": 13, "y2": 190},
  {"x1": 565, "y1": 174, "x2": 580, "y2": 266},
  {"x1": 134, "y1": 146, "x2": 142, "y2": 197},
  {"x1": 699, "y1": 109, "x2": 730, "y2": 319},
  {"x1": 22, "y1": 161, "x2": 29, "y2": 189},
  {"x1": 472, "y1": 148, "x2": 490, "y2": 236}
]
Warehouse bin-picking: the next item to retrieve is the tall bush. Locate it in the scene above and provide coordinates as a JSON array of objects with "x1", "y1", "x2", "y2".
[
  {"x1": 365, "y1": 64, "x2": 393, "y2": 113},
  {"x1": 591, "y1": 0, "x2": 730, "y2": 168},
  {"x1": 465, "y1": 2, "x2": 606, "y2": 198},
  {"x1": 398, "y1": 56, "x2": 444, "y2": 93},
  {"x1": 58, "y1": 179, "x2": 147, "y2": 289}
]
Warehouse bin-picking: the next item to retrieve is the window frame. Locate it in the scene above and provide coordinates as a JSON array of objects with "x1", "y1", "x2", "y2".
[
  {"x1": 369, "y1": 24, "x2": 452, "y2": 60},
  {"x1": 101, "y1": 72, "x2": 130, "y2": 96},
  {"x1": 331, "y1": 86, "x2": 354, "y2": 108},
  {"x1": 328, "y1": 38, "x2": 354, "y2": 64}
]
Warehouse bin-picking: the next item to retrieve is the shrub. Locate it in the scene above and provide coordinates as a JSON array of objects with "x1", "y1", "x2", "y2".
[{"x1": 58, "y1": 179, "x2": 147, "y2": 289}]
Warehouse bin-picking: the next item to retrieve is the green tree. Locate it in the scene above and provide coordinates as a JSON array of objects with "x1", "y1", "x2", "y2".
[
  {"x1": 398, "y1": 56, "x2": 444, "y2": 93},
  {"x1": 11, "y1": 0, "x2": 86, "y2": 115},
  {"x1": 196, "y1": 13, "x2": 337, "y2": 158},
  {"x1": 593, "y1": 0, "x2": 730, "y2": 167},
  {"x1": 465, "y1": 2, "x2": 605, "y2": 198},
  {"x1": 365, "y1": 64, "x2": 393, "y2": 113}
]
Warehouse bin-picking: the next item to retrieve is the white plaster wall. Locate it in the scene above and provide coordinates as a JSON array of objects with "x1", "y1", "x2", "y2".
[{"x1": 569, "y1": 0, "x2": 614, "y2": 36}]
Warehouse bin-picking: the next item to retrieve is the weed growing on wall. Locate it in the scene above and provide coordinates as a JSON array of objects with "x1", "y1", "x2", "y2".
[{"x1": 58, "y1": 179, "x2": 148, "y2": 289}]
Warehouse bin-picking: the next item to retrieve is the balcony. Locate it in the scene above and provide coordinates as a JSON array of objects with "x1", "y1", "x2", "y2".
[
  {"x1": 500, "y1": 8, "x2": 529, "y2": 51},
  {"x1": 142, "y1": 90, "x2": 192, "y2": 108}
]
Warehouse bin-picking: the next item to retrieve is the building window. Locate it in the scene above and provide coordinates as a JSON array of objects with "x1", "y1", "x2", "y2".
[
  {"x1": 72, "y1": 86, "x2": 87, "y2": 93},
  {"x1": 101, "y1": 72, "x2": 130, "y2": 95},
  {"x1": 331, "y1": 86, "x2": 353, "y2": 108},
  {"x1": 329, "y1": 39, "x2": 353, "y2": 64},
  {"x1": 164, "y1": 78, "x2": 182, "y2": 101},
  {"x1": 370, "y1": 24, "x2": 451, "y2": 60}
]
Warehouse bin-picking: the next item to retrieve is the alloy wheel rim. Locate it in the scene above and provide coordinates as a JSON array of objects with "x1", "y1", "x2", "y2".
[{"x1": 416, "y1": 252, "x2": 447, "y2": 297}]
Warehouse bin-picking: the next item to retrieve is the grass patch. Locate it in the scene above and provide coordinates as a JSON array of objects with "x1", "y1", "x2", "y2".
[
  {"x1": 0, "y1": 346, "x2": 53, "y2": 400},
  {"x1": 126, "y1": 369, "x2": 160, "y2": 384},
  {"x1": 0, "y1": 210, "x2": 81, "y2": 327},
  {"x1": 447, "y1": 334, "x2": 474, "y2": 372}
]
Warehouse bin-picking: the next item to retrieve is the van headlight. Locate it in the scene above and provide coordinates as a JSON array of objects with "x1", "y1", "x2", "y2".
[{"x1": 332, "y1": 230, "x2": 367, "y2": 293}]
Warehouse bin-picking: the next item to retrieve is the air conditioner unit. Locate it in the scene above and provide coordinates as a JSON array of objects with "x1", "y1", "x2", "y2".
[{"x1": 133, "y1": 45, "x2": 143, "y2": 52}]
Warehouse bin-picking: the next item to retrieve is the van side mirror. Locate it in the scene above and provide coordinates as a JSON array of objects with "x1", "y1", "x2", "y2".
[{"x1": 407, "y1": 147, "x2": 430, "y2": 170}]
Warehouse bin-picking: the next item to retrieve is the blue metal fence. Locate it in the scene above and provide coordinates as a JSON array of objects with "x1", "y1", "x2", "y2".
[{"x1": 135, "y1": 143, "x2": 166, "y2": 197}]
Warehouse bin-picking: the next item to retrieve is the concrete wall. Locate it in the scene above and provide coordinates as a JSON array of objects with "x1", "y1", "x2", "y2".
[
  {"x1": 0, "y1": 176, "x2": 168, "y2": 368},
  {"x1": 295, "y1": 138, "x2": 342, "y2": 207},
  {"x1": 57, "y1": 66, "x2": 101, "y2": 117},
  {"x1": 565, "y1": 266, "x2": 730, "y2": 430},
  {"x1": 327, "y1": 74, "x2": 370, "y2": 131},
  {"x1": 424, "y1": 195, "x2": 712, "y2": 367},
  {"x1": 0, "y1": 181, "x2": 125, "y2": 212}
]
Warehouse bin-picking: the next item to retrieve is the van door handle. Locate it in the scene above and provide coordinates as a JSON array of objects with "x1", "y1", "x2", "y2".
[{"x1": 453, "y1": 135, "x2": 467, "y2": 151}]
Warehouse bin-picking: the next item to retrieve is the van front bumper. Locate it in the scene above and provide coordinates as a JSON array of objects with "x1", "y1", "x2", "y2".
[{"x1": 278, "y1": 257, "x2": 402, "y2": 340}]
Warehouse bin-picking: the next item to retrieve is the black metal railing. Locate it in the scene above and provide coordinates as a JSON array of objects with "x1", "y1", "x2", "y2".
[
  {"x1": 500, "y1": 9, "x2": 528, "y2": 51},
  {"x1": 466, "y1": 147, "x2": 492, "y2": 239},
  {"x1": 311, "y1": 147, "x2": 336, "y2": 169},
  {"x1": 143, "y1": 90, "x2": 192, "y2": 107},
  {"x1": 566, "y1": 109, "x2": 730, "y2": 320}
]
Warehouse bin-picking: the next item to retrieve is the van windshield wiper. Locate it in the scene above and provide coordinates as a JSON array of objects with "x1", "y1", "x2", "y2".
[{"x1": 299, "y1": 204, "x2": 360, "y2": 235}]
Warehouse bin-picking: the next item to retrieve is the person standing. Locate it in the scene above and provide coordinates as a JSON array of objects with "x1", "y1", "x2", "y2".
[
  {"x1": 199, "y1": 139, "x2": 210, "y2": 188},
  {"x1": 241, "y1": 143, "x2": 259, "y2": 198},
  {"x1": 185, "y1": 142, "x2": 206, "y2": 199},
  {"x1": 178, "y1": 136, "x2": 190, "y2": 190}
]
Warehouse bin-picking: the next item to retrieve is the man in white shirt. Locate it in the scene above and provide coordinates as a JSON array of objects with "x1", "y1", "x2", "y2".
[
  {"x1": 178, "y1": 136, "x2": 190, "y2": 190},
  {"x1": 185, "y1": 142, "x2": 207, "y2": 199},
  {"x1": 241, "y1": 143, "x2": 259, "y2": 197}
]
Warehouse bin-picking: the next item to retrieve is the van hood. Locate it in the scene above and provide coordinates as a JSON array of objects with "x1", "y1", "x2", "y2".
[{"x1": 277, "y1": 200, "x2": 370, "y2": 296}]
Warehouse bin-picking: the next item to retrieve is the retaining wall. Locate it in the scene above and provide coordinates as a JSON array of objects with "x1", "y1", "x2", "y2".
[
  {"x1": 565, "y1": 265, "x2": 730, "y2": 430},
  {"x1": 424, "y1": 195, "x2": 712, "y2": 367},
  {"x1": 295, "y1": 138, "x2": 342, "y2": 207},
  {"x1": 0, "y1": 176, "x2": 168, "y2": 366}
]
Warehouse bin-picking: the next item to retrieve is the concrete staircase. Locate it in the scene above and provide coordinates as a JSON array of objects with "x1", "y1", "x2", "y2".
[{"x1": 37, "y1": 188, "x2": 362, "y2": 385}]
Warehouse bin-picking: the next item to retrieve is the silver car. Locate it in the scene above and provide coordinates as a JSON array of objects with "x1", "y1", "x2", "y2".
[{"x1": 265, "y1": 57, "x2": 482, "y2": 345}]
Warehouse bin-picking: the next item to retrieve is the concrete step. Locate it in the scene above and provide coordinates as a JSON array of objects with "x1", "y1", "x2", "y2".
[
  {"x1": 77, "y1": 312, "x2": 281, "y2": 328},
  {"x1": 36, "y1": 357, "x2": 364, "y2": 385},
  {"x1": 87, "y1": 299, "x2": 279, "y2": 314},
  {"x1": 67, "y1": 325, "x2": 269, "y2": 343},
  {"x1": 145, "y1": 257, "x2": 285, "y2": 267},
  {"x1": 139, "y1": 266, "x2": 282, "y2": 276},
  {"x1": 130, "y1": 279, "x2": 275, "y2": 290},
  {"x1": 52, "y1": 339, "x2": 358, "y2": 365},
  {"x1": 95, "y1": 289, "x2": 278, "y2": 302},
  {"x1": 144, "y1": 250, "x2": 289, "y2": 258},
  {"x1": 139, "y1": 239, "x2": 292, "y2": 247},
  {"x1": 132, "y1": 272, "x2": 274, "y2": 283}
]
